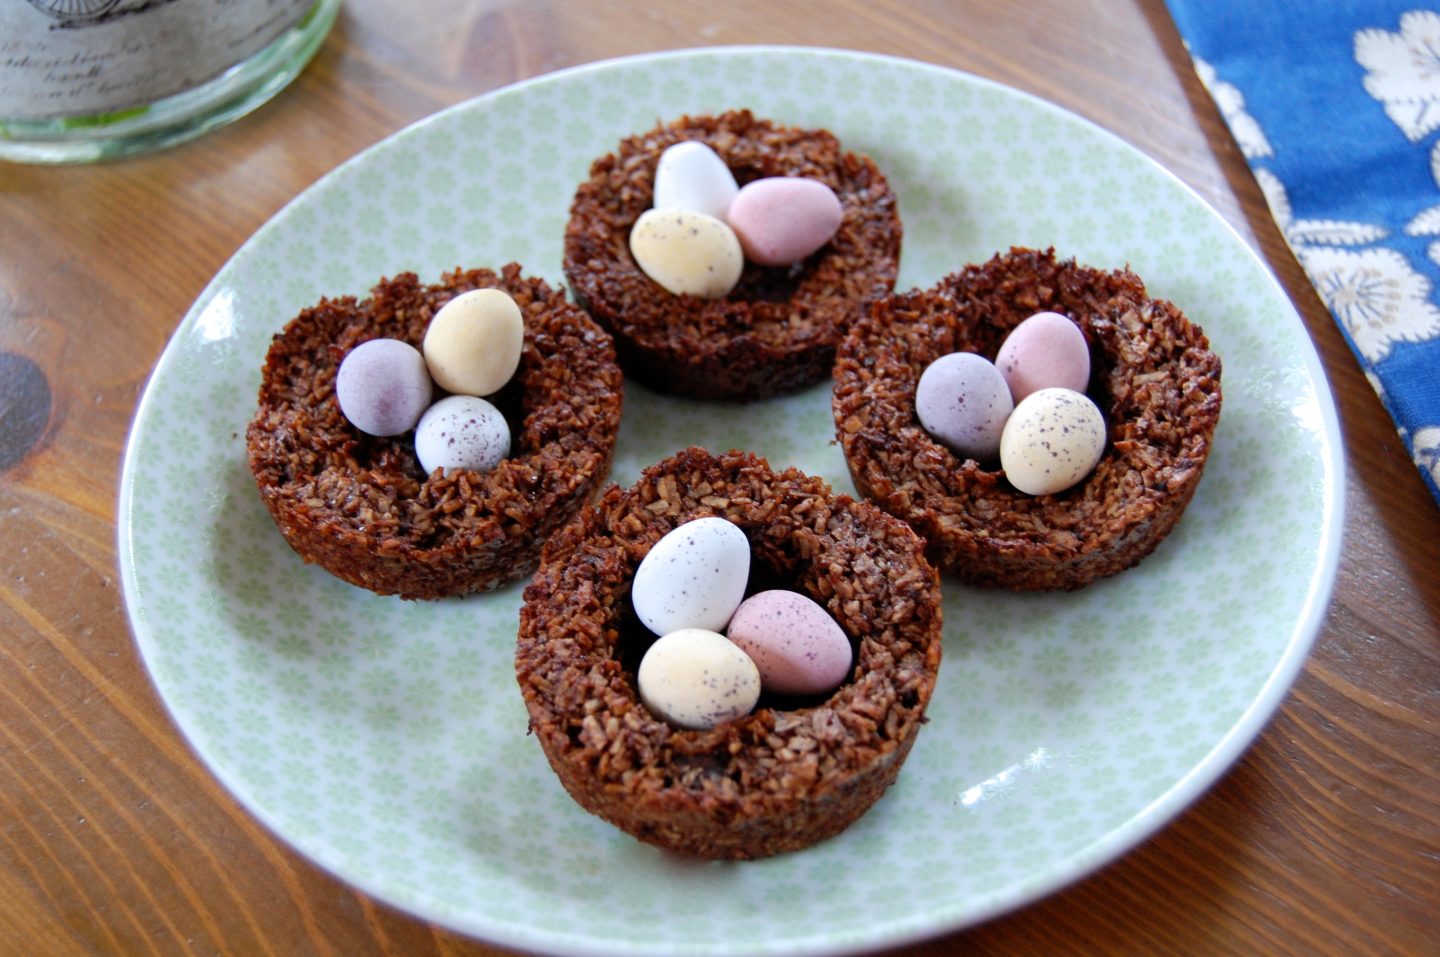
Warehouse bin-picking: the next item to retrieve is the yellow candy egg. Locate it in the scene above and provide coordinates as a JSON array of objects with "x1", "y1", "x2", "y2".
[
  {"x1": 629, "y1": 208, "x2": 744, "y2": 299},
  {"x1": 422, "y1": 288, "x2": 524, "y2": 397}
]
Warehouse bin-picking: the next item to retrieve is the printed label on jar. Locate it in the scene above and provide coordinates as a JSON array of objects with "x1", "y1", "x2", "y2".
[{"x1": 0, "y1": 0, "x2": 318, "y2": 120}]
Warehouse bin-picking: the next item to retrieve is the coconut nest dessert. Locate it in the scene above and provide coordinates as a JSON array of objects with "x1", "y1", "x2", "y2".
[
  {"x1": 563, "y1": 110, "x2": 902, "y2": 400},
  {"x1": 832, "y1": 247, "x2": 1222, "y2": 591},
  {"x1": 515, "y1": 447, "x2": 942, "y2": 860},
  {"x1": 246, "y1": 263, "x2": 623, "y2": 600}
]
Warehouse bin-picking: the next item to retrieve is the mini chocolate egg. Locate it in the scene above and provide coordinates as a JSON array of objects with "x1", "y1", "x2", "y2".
[
  {"x1": 995, "y1": 311, "x2": 1091, "y2": 403},
  {"x1": 914, "y1": 351, "x2": 1014, "y2": 461},
  {"x1": 726, "y1": 590, "x2": 852, "y2": 696},
  {"x1": 422, "y1": 288, "x2": 525, "y2": 397},
  {"x1": 335, "y1": 338, "x2": 433, "y2": 437},
  {"x1": 413, "y1": 394, "x2": 510, "y2": 476},
  {"x1": 653, "y1": 140, "x2": 739, "y2": 220},
  {"x1": 999, "y1": 387, "x2": 1106, "y2": 495},
  {"x1": 637, "y1": 627, "x2": 761, "y2": 730},
  {"x1": 725, "y1": 176, "x2": 843, "y2": 266},
  {"x1": 629, "y1": 208, "x2": 744, "y2": 299},
  {"x1": 632, "y1": 516, "x2": 750, "y2": 635}
]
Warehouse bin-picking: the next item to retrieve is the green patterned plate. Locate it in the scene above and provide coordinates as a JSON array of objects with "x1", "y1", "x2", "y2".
[{"x1": 119, "y1": 48, "x2": 1343, "y2": 956}]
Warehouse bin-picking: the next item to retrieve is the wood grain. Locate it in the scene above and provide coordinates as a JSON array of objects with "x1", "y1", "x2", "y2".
[{"x1": 2, "y1": 1, "x2": 1437, "y2": 955}]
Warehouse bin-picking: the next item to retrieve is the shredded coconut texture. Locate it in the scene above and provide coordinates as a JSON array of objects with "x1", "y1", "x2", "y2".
[
  {"x1": 833, "y1": 247, "x2": 1223, "y2": 590},
  {"x1": 564, "y1": 110, "x2": 902, "y2": 400},
  {"x1": 246, "y1": 264, "x2": 623, "y2": 599},
  {"x1": 516, "y1": 447, "x2": 942, "y2": 859}
]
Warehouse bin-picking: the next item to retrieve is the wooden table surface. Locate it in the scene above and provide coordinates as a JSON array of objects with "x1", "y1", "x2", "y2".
[{"x1": 3, "y1": 1, "x2": 1437, "y2": 954}]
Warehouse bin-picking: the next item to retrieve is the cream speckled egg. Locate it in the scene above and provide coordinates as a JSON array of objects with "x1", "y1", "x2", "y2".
[
  {"x1": 632, "y1": 516, "x2": 750, "y2": 635},
  {"x1": 422, "y1": 288, "x2": 524, "y2": 397},
  {"x1": 653, "y1": 140, "x2": 739, "y2": 220},
  {"x1": 629, "y1": 208, "x2": 744, "y2": 299},
  {"x1": 726, "y1": 590, "x2": 852, "y2": 696},
  {"x1": 413, "y1": 394, "x2": 510, "y2": 477},
  {"x1": 999, "y1": 387, "x2": 1106, "y2": 495},
  {"x1": 637, "y1": 627, "x2": 761, "y2": 730}
]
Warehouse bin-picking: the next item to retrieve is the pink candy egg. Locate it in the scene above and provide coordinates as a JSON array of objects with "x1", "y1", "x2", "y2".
[
  {"x1": 725, "y1": 176, "x2": 843, "y2": 267},
  {"x1": 915, "y1": 351, "x2": 1014, "y2": 461},
  {"x1": 335, "y1": 338, "x2": 433, "y2": 437},
  {"x1": 726, "y1": 590, "x2": 852, "y2": 696},
  {"x1": 995, "y1": 311, "x2": 1091, "y2": 402}
]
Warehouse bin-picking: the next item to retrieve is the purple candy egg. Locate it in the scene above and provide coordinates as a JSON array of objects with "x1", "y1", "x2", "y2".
[
  {"x1": 335, "y1": 338, "x2": 433, "y2": 437},
  {"x1": 915, "y1": 351, "x2": 1014, "y2": 461}
]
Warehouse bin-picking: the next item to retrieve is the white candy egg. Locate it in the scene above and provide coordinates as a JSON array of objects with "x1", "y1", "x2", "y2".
[
  {"x1": 653, "y1": 140, "x2": 739, "y2": 220},
  {"x1": 637, "y1": 628, "x2": 761, "y2": 730},
  {"x1": 629, "y1": 208, "x2": 744, "y2": 299},
  {"x1": 422, "y1": 288, "x2": 524, "y2": 397},
  {"x1": 999, "y1": 387, "x2": 1106, "y2": 495},
  {"x1": 414, "y1": 394, "x2": 510, "y2": 476},
  {"x1": 632, "y1": 516, "x2": 749, "y2": 635}
]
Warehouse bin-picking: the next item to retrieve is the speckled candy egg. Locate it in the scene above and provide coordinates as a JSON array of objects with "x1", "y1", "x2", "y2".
[
  {"x1": 334, "y1": 338, "x2": 433, "y2": 437},
  {"x1": 632, "y1": 516, "x2": 750, "y2": 635},
  {"x1": 413, "y1": 394, "x2": 510, "y2": 477},
  {"x1": 637, "y1": 627, "x2": 761, "y2": 730},
  {"x1": 725, "y1": 176, "x2": 843, "y2": 267},
  {"x1": 1000, "y1": 387, "x2": 1107, "y2": 496},
  {"x1": 422, "y1": 288, "x2": 525, "y2": 397},
  {"x1": 726, "y1": 590, "x2": 852, "y2": 696},
  {"x1": 629, "y1": 208, "x2": 744, "y2": 299},
  {"x1": 995, "y1": 311, "x2": 1091, "y2": 403},
  {"x1": 914, "y1": 351, "x2": 1014, "y2": 461},
  {"x1": 653, "y1": 140, "x2": 739, "y2": 220}
]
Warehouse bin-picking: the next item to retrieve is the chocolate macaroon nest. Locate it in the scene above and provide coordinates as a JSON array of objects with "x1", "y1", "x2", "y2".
[
  {"x1": 515, "y1": 447, "x2": 942, "y2": 860},
  {"x1": 833, "y1": 247, "x2": 1223, "y2": 591},
  {"x1": 563, "y1": 110, "x2": 902, "y2": 400},
  {"x1": 246, "y1": 263, "x2": 623, "y2": 600}
]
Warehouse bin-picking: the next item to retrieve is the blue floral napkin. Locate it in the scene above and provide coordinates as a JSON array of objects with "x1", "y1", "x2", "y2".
[{"x1": 1165, "y1": 1, "x2": 1440, "y2": 505}]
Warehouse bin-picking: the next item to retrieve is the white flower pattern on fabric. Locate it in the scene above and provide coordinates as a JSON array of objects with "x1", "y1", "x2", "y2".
[
  {"x1": 1406, "y1": 141, "x2": 1440, "y2": 263},
  {"x1": 1254, "y1": 168, "x2": 1436, "y2": 363},
  {"x1": 1255, "y1": 168, "x2": 1388, "y2": 247},
  {"x1": 1194, "y1": 55, "x2": 1273, "y2": 158},
  {"x1": 1298, "y1": 245, "x2": 1440, "y2": 363},
  {"x1": 1411, "y1": 426, "x2": 1440, "y2": 489},
  {"x1": 1189, "y1": 9, "x2": 1440, "y2": 503},
  {"x1": 1356, "y1": 10, "x2": 1440, "y2": 142}
]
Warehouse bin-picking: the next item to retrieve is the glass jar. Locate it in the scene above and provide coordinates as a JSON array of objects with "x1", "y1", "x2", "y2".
[{"x1": 0, "y1": 0, "x2": 341, "y2": 164}]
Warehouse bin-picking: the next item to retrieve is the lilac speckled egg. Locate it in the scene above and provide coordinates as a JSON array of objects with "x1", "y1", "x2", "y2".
[
  {"x1": 632, "y1": 516, "x2": 750, "y2": 635},
  {"x1": 637, "y1": 627, "x2": 761, "y2": 730},
  {"x1": 335, "y1": 338, "x2": 433, "y2": 437},
  {"x1": 653, "y1": 140, "x2": 739, "y2": 220},
  {"x1": 999, "y1": 387, "x2": 1106, "y2": 495},
  {"x1": 725, "y1": 176, "x2": 843, "y2": 266},
  {"x1": 995, "y1": 311, "x2": 1091, "y2": 403},
  {"x1": 726, "y1": 590, "x2": 852, "y2": 696},
  {"x1": 413, "y1": 394, "x2": 510, "y2": 476},
  {"x1": 914, "y1": 351, "x2": 1014, "y2": 462}
]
